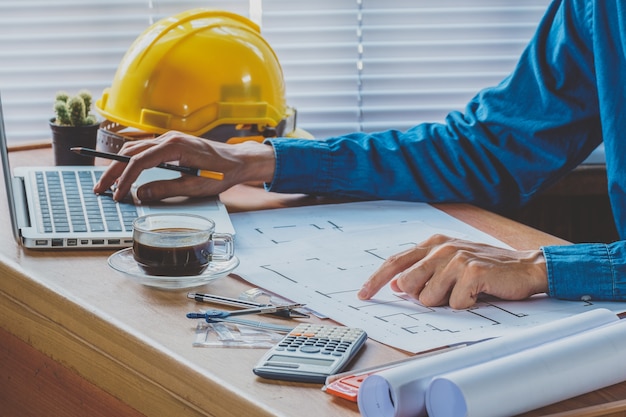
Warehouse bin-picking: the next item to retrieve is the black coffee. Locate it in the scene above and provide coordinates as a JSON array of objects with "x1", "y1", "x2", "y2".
[{"x1": 133, "y1": 228, "x2": 212, "y2": 276}]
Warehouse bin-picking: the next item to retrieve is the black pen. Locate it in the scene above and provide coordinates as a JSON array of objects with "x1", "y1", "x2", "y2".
[
  {"x1": 70, "y1": 147, "x2": 224, "y2": 180},
  {"x1": 188, "y1": 303, "x2": 306, "y2": 320},
  {"x1": 187, "y1": 292, "x2": 270, "y2": 308},
  {"x1": 187, "y1": 292, "x2": 310, "y2": 319}
]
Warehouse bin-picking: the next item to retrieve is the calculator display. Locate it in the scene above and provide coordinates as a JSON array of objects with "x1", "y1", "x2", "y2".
[{"x1": 268, "y1": 354, "x2": 335, "y2": 367}]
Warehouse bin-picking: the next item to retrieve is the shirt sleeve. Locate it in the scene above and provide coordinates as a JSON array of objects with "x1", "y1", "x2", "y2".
[{"x1": 544, "y1": 241, "x2": 626, "y2": 301}]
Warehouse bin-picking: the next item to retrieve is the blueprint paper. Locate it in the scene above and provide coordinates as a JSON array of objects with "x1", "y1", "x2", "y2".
[{"x1": 230, "y1": 201, "x2": 626, "y2": 353}]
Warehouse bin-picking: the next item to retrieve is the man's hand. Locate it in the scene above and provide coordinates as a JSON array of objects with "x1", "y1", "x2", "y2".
[
  {"x1": 357, "y1": 234, "x2": 548, "y2": 309},
  {"x1": 93, "y1": 131, "x2": 276, "y2": 202}
]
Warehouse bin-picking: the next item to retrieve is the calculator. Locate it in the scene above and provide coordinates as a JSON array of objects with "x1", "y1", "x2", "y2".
[{"x1": 252, "y1": 323, "x2": 367, "y2": 383}]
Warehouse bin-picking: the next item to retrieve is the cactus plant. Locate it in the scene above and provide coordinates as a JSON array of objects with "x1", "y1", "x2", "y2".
[
  {"x1": 53, "y1": 89, "x2": 98, "y2": 126},
  {"x1": 49, "y1": 89, "x2": 100, "y2": 165}
]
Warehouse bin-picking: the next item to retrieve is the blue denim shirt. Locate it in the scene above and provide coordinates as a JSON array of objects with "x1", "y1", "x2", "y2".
[{"x1": 266, "y1": 0, "x2": 626, "y2": 302}]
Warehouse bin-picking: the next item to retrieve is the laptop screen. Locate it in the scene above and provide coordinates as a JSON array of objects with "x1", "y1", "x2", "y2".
[{"x1": 0, "y1": 95, "x2": 23, "y2": 244}]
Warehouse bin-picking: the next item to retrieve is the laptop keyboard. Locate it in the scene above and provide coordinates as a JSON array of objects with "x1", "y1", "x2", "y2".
[{"x1": 36, "y1": 170, "x2": 138, "y2": 233}]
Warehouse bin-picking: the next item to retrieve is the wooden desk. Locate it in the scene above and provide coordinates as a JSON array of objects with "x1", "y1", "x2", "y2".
[{"x1": 1, "y1": 146, "x2": 624, "y2": 417}]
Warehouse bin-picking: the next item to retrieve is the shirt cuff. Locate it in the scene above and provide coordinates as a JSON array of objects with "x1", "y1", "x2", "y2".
[
  {"x1": 543, "y1": 242, "x2": 623, "y2": 301},
  {"x1": 263, "y1": 137, "x2": 332, "y2": 194}
]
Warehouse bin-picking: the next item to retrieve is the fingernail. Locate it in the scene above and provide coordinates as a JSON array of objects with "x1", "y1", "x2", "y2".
[{"x1": 357, "y1": 286, "x2": 369, "y2": 299}]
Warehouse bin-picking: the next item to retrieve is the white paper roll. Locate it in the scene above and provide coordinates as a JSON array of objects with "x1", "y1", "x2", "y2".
[
  {"x1": 357, "y1": 308, "x2": 619, "y2": 417},
  {"x1": 427, "y1": 318, "x2": 626, "y2": 417}
]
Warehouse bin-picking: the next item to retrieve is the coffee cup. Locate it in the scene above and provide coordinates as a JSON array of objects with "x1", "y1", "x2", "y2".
[{"x1": 132, "y1": 213, "x2": 234, "y2": 276}]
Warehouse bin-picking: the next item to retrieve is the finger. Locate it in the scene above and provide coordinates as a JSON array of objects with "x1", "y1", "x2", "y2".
[
  {"x1": 418, "y1": 251, "x2": 481, "y2": 309},
  {"x1": 93, "y1": 140, "x2": 157, "y2": 195},
  {"x1": 357, "y1": 235, "x2": 459, "y2": 300},
  {"x1": 446, "y1": 277, "x2": 481, "y2": 310},
  {"x1": 389, "y1": 277, "x2": 402, "y2": 293},
  {"x1": 133, "y1": 177, "x2": 211, "y2": 202},
  {"x1": 111, "y1": 140, "x2": 185, "y2": 200},
  {"x1": 93, "y1": 159, "x2": 128, "y2": 194},
  {"x1": 112, "y1": 158, "x2": 151, "y2": 201},
  {"x1": 391, "y1": 258, "x2": 437, "y2": 300},
  {"x1": 390, "y1": 237, "x2": 465, "y2": 302},
  {"x1": 357, "y1": 245, "x2": 427, "y2": 300}
]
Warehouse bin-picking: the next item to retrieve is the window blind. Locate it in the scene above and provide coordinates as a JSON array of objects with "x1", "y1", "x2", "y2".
[
  {"x1": 261, "y1": 0, "x2": 363, "y2": 137},
  {"x1": 0, "y1": 0, "x2": 249, "y2": 144},
  {"x1": 261, "y1": 0, "x2": 551, "y2": 137},
  {"x1": 359, "y1": 1, "x2": 550, "y2": 132},
  {"x1": 0, "y1": 0, "x2": 552, "y2": 145}
]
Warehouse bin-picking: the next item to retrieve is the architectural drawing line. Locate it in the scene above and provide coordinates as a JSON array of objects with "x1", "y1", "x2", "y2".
[
  {"x1": 315, "y1": 290, "x2": 331, "y2": 299},
  {"x1": 466, "y1": 310, "x2": 501, "y2": 325},
  {"x1": 259, "y1": 265, "x2": 298, "y2": 283},
  {"x1": 327, "y1": 220, "x2": 343, "y2": 231},
  {"x1": 364, "y1": 249, "x2": 387, "y2": 260}
]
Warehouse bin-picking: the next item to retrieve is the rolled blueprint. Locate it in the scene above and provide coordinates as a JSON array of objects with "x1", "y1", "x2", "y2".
[
  {"x1": 357, "y1": 308, "x2": 619, "y2": 417},
  {"x1": 426, "y1": 318, "x2": 626, "y2": 417}
]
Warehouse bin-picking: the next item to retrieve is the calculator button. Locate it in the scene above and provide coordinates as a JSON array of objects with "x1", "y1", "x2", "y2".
[{"x1": 300, "y1": 346, "x2": 321, "y2": 354}]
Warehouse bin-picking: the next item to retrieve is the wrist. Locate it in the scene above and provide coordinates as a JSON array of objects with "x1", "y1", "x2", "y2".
[
  {"x1": 236, "y1": 141, "x2": 276, "y2": 183},
  {"x1": 527, "y1": 249, "x2": 549, "y2": 294}
]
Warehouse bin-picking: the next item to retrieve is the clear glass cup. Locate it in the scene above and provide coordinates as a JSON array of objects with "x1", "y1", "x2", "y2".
[{"x1": 132, "y1": 213, "x2": 234, "y2": 276}]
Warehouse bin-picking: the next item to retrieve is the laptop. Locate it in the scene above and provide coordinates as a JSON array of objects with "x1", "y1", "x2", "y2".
[{"x1": 1, "y1": 97, "x2": 234, "y2": 249}]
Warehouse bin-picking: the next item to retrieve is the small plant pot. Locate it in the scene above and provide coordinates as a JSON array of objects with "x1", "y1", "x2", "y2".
[{"x1": 49, "y1": 118, "x2": 99, "y2": 166}]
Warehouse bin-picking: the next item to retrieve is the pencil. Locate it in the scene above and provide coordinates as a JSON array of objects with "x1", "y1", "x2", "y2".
[{"x1": 70, "y1": 147, "x2": 224, "y2": 180}]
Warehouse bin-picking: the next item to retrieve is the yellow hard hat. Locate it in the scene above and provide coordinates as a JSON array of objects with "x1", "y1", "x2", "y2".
[{"x1": 95, "y1": 9, "x2": 297, "y2": 144}]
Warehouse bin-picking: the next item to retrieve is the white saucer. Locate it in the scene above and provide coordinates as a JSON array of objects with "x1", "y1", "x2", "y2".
[{"x1": 108, "y1": 247, "x2": 239, "y2": 290}]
